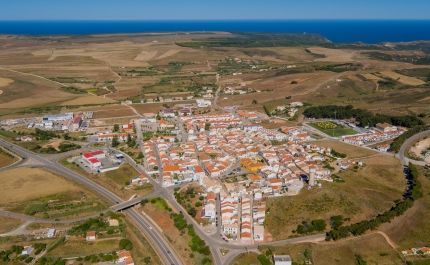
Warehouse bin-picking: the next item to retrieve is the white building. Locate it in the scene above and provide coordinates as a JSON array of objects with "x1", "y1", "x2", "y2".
[
  {"x1": 196, "y1": 99, "x2": 211, "y2": 107},
  {"x1": 47, "y1": 228, "x2": 56, "y2": 238},
  {"x1": 273, "y1": 255, "x2": 292, "y2": 265},
  {"x1": 22, "y1": 246, "x2": 33, "y2": 255},
  {"x1": 43, "y1": 112, "x2": 74, "y2": 121},
  {"x1": 223, "y1": 223, "x2": 239, "y2": 235}
]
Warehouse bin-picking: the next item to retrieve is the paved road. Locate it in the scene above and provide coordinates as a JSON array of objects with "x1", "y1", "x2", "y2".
[
  {"x1": 397, "y1": 130, "x2": 430, "y2": 166},
  {"x1": 0, "y1": 140, "x2": 182, "y2": 265}
]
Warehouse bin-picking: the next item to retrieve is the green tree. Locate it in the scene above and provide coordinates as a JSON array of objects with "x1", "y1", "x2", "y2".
[
  {"x1": 113, "y1": 124, "x2": 119, "y2": 132},
  {"x1": 127, "y1": 133, "x2": 132, "y2": 143},
  {"x1": 312, "y1": 219, "x2": 327, "y2": 232},
  {"x1": 204, "y1": 123, "x2": 210, "y2": 131},
  {"x1": 119, "y1": 239, "x2": 133, "y2": 250},
  {"x1": 111, "y1": 135, "x2": 120, "y2": 147},
  {"x1": 143, "y1": 257, "x2": 151, "y2": 264},
  {"x1": 252, "y1": 99, "x2": 258, "y2": 104}
]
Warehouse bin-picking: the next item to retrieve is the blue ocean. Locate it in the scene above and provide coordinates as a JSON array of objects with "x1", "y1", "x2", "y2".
[{"x1": 0, "y1": 20, "x2": 430, "y2": 44}]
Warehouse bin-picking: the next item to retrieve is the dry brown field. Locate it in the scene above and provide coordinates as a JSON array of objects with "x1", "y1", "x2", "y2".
[
  {"x1": 314, "y1": 140, "x2": 378, "y2": 158},
  {"x1": 91, "y1": 117, "x2": 136, "y2": 127},
  {"x1": 59, "y1": 104, "x2": 129, "y2": 113},
  {"x1": 93, "y1": 108, "x2": 137, "y2": 119},
  {"x1": 0, "y1": 151, "x2": 16, "y2": 168},
  {"x1": 59, "y1": 95, "x2": 116, "y2": 105},
  {"x1": 379, "y1": 169, "x2": 430, "y2": 249},
  {"x1": 131, "y1": 100, "x2": 195, "y2": 114},
  {"x1": 308, "y1": 47, "x2": 354, "y2": 62},
  {"x1": 0, "y1": 215, "x2": 25, "y2": 234},
  {"x1": 266, "y1": 155, "x2": 405, "y2": 240},
  {"x1": 360, "y1": 73, "x2": 383, "y2": 81},
  {"x1": 0, "y1": 167, "x2": 82, "y2": 204},
  {"x1": 379, "y1": 71, "x2": 426, "y2": 85},
  {"x1": 312, "y1": 233, "x2": 403, "y2": 265}
]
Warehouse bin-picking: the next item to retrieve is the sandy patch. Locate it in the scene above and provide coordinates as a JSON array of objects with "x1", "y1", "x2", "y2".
[
  {"x1": 42, "y1": 139, "x2": 63, "y2": 151},
  {"x1": 156, "y1": 49, "x2": 181, "y2": 60},
  {"x1": 410, "y1": 137, "x2": 430, "y2": 163},
  {"x1": 0, "y1": 77, "x2": 14, "y2": 87},
  {"x1": 134, "y1": 50, "x2": 158, "y2": 61},
  {"x1": 379, "y1": 71, "x2": 426, "y2": 86}
]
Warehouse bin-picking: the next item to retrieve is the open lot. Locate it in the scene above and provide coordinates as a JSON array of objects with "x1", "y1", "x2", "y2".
[
  {"x1": 0, "y1": 167, "x2": 108, "y2": 219},
  {"x1": 0, "y1": 215, "x2": 25, "y2": 234},
  {"x1": 46, "y1": 238, "x2": 121, "y2": 258},
  {"x1": 0, "y1": 148, "x2": 17, "y2": 168},
  {"x1": 312, "y1": 233, "x2": 403, "y2": 265},
  {"x1": 0, "y1": 167, "x2": 82, "y2": 204},
  {"x1": 229, "y1": 252, "x2": 261, "y2": 265},
  {"x1": 314, "y1": 140, "x2": 378, "y2": 158},
  {"x1": 266, "y1": 155, "x2": 405, "y2": 240}
]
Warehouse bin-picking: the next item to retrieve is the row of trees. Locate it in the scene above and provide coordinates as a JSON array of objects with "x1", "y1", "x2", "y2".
[
  {"x1": 326, "y1": 163, "x2": 422, "y2": 241},
  {"x1": 303, "y1": 104, "x2": 424, "y2": 128},
  {"x1": 391, "y1": 125, "x2": 430, "y2": 152}
]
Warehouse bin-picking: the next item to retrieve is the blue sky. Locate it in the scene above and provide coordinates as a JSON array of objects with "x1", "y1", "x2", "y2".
[{"x1": 1, "y1": 0, "x2": 429, "y2": 20}]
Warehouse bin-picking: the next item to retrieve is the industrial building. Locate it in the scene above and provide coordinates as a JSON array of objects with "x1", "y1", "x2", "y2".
[
  {"x1": 73, "y1": 116, "x2": 82, "y2": 131},
  {"x1": 43, "y1": 112, "x2": 74, "y2": 121}
]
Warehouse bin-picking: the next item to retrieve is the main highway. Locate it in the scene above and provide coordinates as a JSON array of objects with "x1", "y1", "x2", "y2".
[
  {"x1": 0, "y1": 139, "x2": 182, "y2": 265},
  {"x1": 4, "y1": 124, "x2": 423, "y2": 265}
]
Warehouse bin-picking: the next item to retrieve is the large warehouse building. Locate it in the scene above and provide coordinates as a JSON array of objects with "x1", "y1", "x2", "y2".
[{"x1": 43, "y1": 112, "x2": 74, "y2": 121}]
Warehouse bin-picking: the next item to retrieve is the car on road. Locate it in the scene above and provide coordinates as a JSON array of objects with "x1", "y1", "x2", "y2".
[{"x1": 149, "y1": 226, "x2": 153, "y2": 230}]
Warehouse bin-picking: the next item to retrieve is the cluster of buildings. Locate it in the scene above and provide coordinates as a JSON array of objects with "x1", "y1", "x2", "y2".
[
  {"x1": 181, "y1": 113, "x2": 242, "y2": 134},
  {"x1": 223, "y1": 84, "x2": 255, "y2": 95},
  {"x1": 275, "y1": 105, "x2": 299, "y2": 117},
  {"x1": 143, "y1": 116, "x2": 333, "y2": 193},
  {"x1": 82, "y1": 150, "x2": 105, "y2": 169},
  {"x1": 94, "y1": 124, "x2": 136, "y2": 142},
  {"x1": 1, "y1": 111, "x2": 91, "y2": 132},
  {"x1": 342, "y1": 130, "x2": 403, "y2": 146},
  {"x1": 216, "y1": 191, "x2": 266, "y2": 242},
  {"x1": 402, "y1": 247, "x2": 430, "y2": 256}
]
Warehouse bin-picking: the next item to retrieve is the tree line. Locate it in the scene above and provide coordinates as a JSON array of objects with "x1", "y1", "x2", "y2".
[
  {"x1": 303, "y1": 105, "x2": 424, "y2": 128},
  {"x1": 391, "y1": 125, "x2": 430, "y2": 152},
  {"x1": 326, "y1": 163, "x2": 422, "y2": 241}
]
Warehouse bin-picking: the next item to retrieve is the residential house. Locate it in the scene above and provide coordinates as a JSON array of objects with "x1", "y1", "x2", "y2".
[{"x1": 86, "y1": 231, "x2": 96, "y2": 241}]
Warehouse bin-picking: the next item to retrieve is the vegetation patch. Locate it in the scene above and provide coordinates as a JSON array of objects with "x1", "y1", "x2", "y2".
[{"x1": 304, "y1": 104, "x2": 424, "y2": 128}]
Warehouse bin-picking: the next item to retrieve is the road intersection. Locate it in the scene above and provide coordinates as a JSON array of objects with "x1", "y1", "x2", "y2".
[{"x1": 1, "y1": 124, "x2": 426, "y2": 265}]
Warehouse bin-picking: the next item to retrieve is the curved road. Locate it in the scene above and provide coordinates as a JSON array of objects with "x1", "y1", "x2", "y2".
[
  {"x1": 3, "y1": 126, "x2": 426, "y2": 265},
  {"x1": 0, "y1": 140, "x2": 182, "y2": 265},
  {"x1": 398, "y1": 130, "x2": 430, "y2": 166}
]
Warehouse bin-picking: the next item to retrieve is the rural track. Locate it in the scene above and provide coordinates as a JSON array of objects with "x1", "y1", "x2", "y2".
[{"x1": 0, "y1": 66, "x2": 67, "y2": 87}]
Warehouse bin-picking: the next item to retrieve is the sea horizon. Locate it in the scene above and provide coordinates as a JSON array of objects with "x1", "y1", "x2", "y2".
[{"x1": 1, "y1": 20, "x2": 430, "y2": 44}]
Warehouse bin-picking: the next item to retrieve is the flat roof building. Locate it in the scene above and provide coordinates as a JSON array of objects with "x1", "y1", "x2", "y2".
[
  {"x1": 273, "y1": 255, "x2": 292, "y2": 265},
  {"x1": 43, "y1": 112, "x2": 74, "y2": 121}
]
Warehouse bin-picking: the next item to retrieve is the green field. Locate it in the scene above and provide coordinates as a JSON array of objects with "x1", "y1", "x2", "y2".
[{"x1": 308, "y1": 122, "x2": 358, "y2": 137}]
